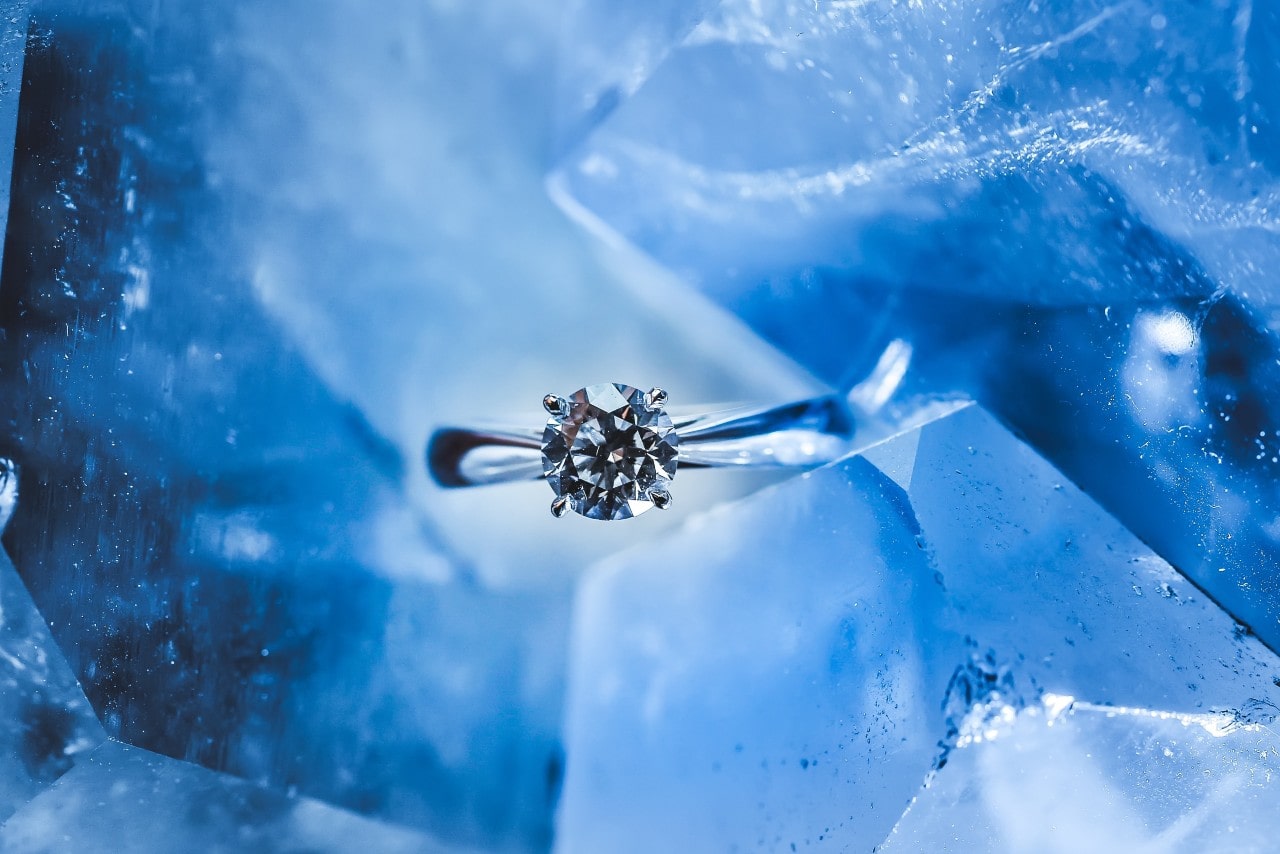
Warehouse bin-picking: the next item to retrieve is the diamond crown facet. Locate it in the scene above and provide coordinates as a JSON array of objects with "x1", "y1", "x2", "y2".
[{"x1": 540, "y1": 383, "x2": 679, "y2": 520}]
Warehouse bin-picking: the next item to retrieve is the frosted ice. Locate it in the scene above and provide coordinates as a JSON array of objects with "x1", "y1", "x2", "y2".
[
  {"x1": 559, "y1": 0, "x2": 1280, "y2": 307},
  {"x1": 0, "y1": 2, "x2": 828, "y2": 849},
  {"x1": 891, "y1": 404, "x2": 1280, "y2": 715},
  {"x1": 555, "y1": 0, "x2": 1280, "y2": 651},
  {"x1": 0, "y1": 741, "x2": 468, "y2": 854},
  {"x1": 1, "y1": 6, "x2": 570, "y2": 847},
  {"x1": 881, "y1": 699, "x2": 1280, "y2": 853},
  {"x1": 200, "y1": 0, "x2": 820, "y2": 583},
  {"x1": 555, "y1": 404, "x2": 1280, "y2": 852},
  {"x1": 0, "y1": 545, "x2": 103, "y2": 824},
  {"x1": 0, "y1": 0, "x2": 106, "y2": 828},
  {"x1": 557, "y1": 454, "x2": 951, "y2": 853},
  {"x1": 554, "y1": 0, "x2": 722, "y2": 151}
]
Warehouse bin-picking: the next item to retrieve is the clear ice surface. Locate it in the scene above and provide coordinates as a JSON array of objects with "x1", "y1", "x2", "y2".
[
  {"x1": 560, "y1": 0, "x2": 1280, "y2": 307},
  {"x1": 0, "y1": 740, "x2": 466, "y2": 853},
  {"x1": 0, "y1": 525, "x2": 103, "y2": 824},
  {"x1": 881, "y1": 699, "x2": 1280, "y2": 853},
  {"x1": 557, "y1": 0, "x2": 1280, "y2": 649},
  {"x1": 553, "y1": 0, "x2": 723, "y2": 152},
  {"x1": 556, "y1": 404, "x2": 1280, "y2": 852}
]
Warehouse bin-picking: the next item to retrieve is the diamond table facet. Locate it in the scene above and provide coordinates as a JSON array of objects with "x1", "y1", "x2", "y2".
[{"x1": 541, "y1": 383, "x2": 679, "y2": 520}]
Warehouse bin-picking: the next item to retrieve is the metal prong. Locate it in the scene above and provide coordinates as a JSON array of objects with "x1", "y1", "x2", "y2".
[
  {"x1": 543, "y1": 393, "x2": 565, "y2": 415},
  {"x1": 551, "y1": 496, "x2": 570, "y2": 518},
  {"x1": 649, "y1": 487, "x2": 672, "y2": 510},
  {"x1": 647, "y1": 387, "x2": 668, "y2": 410}
]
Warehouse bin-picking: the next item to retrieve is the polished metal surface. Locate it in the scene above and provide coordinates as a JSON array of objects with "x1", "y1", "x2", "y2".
[{"x1": 427, "y1": 393, "x2": 856, "y2": 489}]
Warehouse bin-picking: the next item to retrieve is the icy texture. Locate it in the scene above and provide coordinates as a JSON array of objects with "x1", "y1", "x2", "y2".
[
  {"x1": 0, "y1": 540, "x2": 103, "y2": 823},
  {"x1": 958, "y1": 297, "x2": 1280, "y2": 652},
  {"x1": 203, "y1": 0, "x2": 819, "y2": 582},
  {"x1": 882, "y1": 699, "x2": 1280, "y2": 852},
  {"x1": 0, "y1": 2, "x2": 819, "y2": 849},
  {"x1": 554, "y1": 0, "x2": 722, "y2": 151},
  {"x1": 557, "y1": 0, "x2": 1280, "y2": 648},
  {"x1": 556, "y1": 405, "x2": 1280, "y2": 852},
  {"x1": 0, "y1": 6, "x2": 100, "y2": 824},
  {"x1": 0, "y1": 0, "x2": 23, "y2": 240},
  {"x1": 0, "y1": 740, "x2": 466, "y2": 853},
  {"x1": 560, "y1": 0, "x2": 1277, "y2": 306},
  {"x1": 1, "y1": 7, "x2": 562, "y2": 849},
  {"x1": 558, "y1": 454, "x2": 950, "y2": 852},
  {"x1": 886, "y1": 404, "x2": 1280, "y2": 714},
  {"x1": 8, "y1": 0, "x2": 1280, "y2": 849}
]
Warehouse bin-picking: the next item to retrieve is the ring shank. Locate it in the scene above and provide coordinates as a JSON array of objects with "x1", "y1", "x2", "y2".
[{"x1": 427, "y1": 394, "x2": 855, "y2": 488}]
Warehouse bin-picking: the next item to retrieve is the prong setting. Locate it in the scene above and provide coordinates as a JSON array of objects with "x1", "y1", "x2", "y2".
[
  {"x1": 543, "y1": 393, "x2": 565, "y2": 415},
  {"x1": 551, "y1": 496, "x2": 571, "y2": 518},
  {"x1": 540, "y1": 382, "x2": 680, "y2": 520},
  {"x1": 649, "y1": 487, "x2": 672, "y2": 510},
  {"x1": 646, "y1": 387, "x2": 668, "y2": 410}
]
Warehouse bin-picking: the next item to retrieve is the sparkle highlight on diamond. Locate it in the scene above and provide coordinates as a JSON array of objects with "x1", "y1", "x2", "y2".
[{"x1": 541, "y1": 382, "x2": 679, "y2": 520}]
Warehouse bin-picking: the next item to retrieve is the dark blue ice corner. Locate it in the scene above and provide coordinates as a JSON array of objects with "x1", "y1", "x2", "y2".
[
  {"x1": 0, "y1": 5, "x2": 566, "y2": 851},
  {"x1": 557, "y1": 0, "x2": 1280, "y2": 650},
  {"x1": 0, "y1": 0, "x2": 105, "y2": 829},
  {"x1": 555, "y1": 405, "x2": 1280, "y2": 853},
  {"x1": 0, "y1": 483, "x2": 105, "y2": 823}
]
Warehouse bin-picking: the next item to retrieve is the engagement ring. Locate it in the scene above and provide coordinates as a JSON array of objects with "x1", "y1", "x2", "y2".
[{"x1": 427, "y1": 382, "x2": 856, "y2": 521}]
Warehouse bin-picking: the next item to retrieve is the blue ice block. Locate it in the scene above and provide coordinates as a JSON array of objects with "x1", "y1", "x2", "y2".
[
  {"x1": 0, "y1": 740, "x2": 462, "y2": 853},
  {"x1": 555, "y1": 0, "x2": 1280, "y2": 648},
  {"x1": 555, "y1": 404, "x2": 1280, "y2": 851},
  {"x1": 557, "y1": 455, "x2": 952, "y2": 853},
  {"x1": 554, "y1": 0, "x2": 723, "y2": 152},
  {"x1": 0, "y1": 2, "x2": 826, "y2": 849},
  {"x1": 881, "y1": 699, "x2": 1280, "y2": 852},
  {"x1": 881, "y1": 404, "x2": 1280, "y2": 714},
  {"x1": 559, "y1": 0, "x2": 1280, "y2": 308},
  {"x1": 10, "y1": 0, "x2": 1280, "y2": 848},
  {"x1": 0, "y1": 7, "x2": 571, "y2": 849},
  {"x1": 0, "y1": 538, "x2": 103, "y2": 823}
]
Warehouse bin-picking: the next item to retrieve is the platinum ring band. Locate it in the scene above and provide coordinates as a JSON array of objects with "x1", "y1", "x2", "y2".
[{"x1": 427, "y1": 393, "x2": 856, "y2": 490}]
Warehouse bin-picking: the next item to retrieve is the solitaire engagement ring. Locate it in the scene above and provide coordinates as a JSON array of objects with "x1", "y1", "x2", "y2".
[{"x1": 427, "y1": 382, "x2": 856, "y2": 521}]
